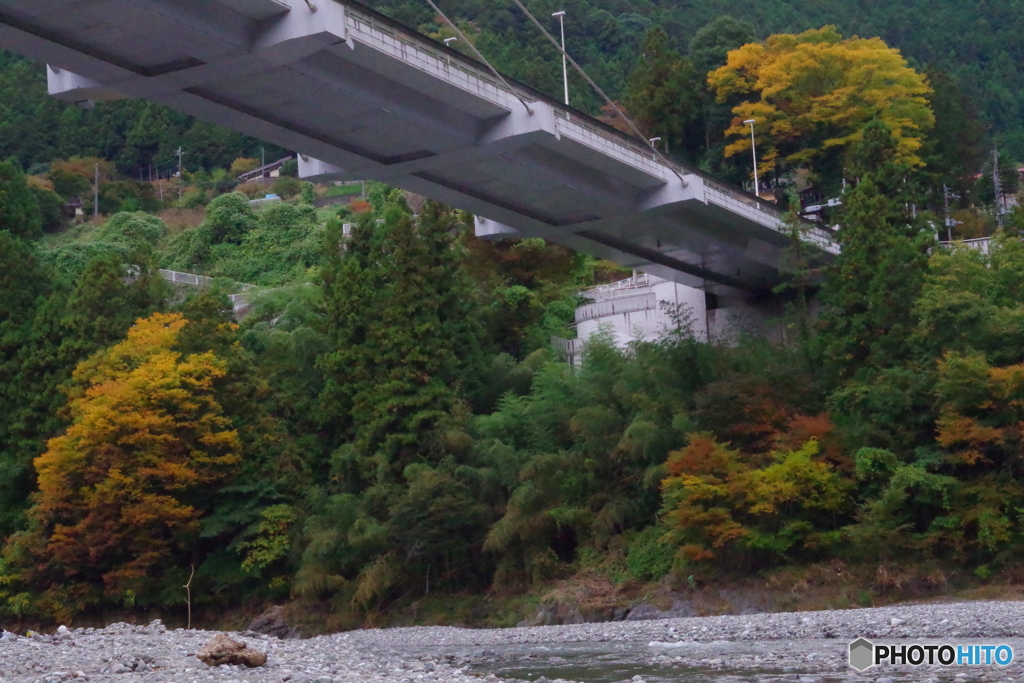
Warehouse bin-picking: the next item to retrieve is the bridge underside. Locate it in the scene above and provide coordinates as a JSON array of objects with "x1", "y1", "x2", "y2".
[{"x1": 0, "y1": 0, "x2": 836, "y2": 297}]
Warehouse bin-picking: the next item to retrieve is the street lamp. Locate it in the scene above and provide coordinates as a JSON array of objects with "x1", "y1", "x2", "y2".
[
  {"x1": 443, "y1": 37, "x2": 457, "y2": 67},
  {"x1": 743, "y1": 119, "x2": 759, "y2": 198},
  {"x1": 552, "y1": 11, "x2": 568, "y2": 105},
  {"x1": 649, "y1": 137, "x2": 663, "y2": 153}
]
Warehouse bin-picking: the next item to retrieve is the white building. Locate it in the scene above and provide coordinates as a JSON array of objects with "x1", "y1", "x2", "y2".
[{"x1": 554, "y1": 273, "x2": 780, "y2": 362}]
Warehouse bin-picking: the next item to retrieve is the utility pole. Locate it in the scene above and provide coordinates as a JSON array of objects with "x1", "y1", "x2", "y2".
[
  {"x1": 93, "y1": 163, "x2": 99, "y2": 220},
  {"x1": 261, "y1": 147, "x2": 265, "y2": 185},
  {"x1": 943, "y1": 184, "x2": 953, "y2": 241},
  {"x1": 176, "y1": 146, "x2": 186, "y2": 200},
  {"x1": 993, "y1": 148, "x2": 1004, "y2": 229}
]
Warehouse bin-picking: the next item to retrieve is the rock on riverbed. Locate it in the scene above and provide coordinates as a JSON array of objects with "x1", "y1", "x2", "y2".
[
  {"x1": 3, "y1": 601, "x2": 1024, "y2": 683},
  {"x1": 196, "y1": 635, "x2": 267, "y2": 668}
]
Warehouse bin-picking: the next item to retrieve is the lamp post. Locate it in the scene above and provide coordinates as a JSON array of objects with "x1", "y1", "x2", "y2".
[
  {"x1": 743, "y1": 119, "x2": 759, "y2": 198},
  {"x1": 443, "y1": 37, "x2": 457, "y2": 68},
  {"x1": 552, "y1": 11, "x2": 568, "y2": 105}
]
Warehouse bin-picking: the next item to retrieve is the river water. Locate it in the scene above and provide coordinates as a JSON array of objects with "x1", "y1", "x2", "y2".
[{"x1": 413, "y1": 640, "x2": 850, "y2": 682}]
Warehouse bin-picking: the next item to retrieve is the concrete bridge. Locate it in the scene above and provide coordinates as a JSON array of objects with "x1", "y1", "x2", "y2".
[{"x1": 0, "y1": 0, "x2": 838, "y2": 306}]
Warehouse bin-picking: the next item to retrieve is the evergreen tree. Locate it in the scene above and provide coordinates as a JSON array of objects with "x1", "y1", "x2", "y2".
[
  {"x1": 623, "y1": 27, "x2": 703, "y2": 162},
  {"x1": 0, "y1": 233, "x2": 53, "y2": 534},
  {"x1": 818, "y1": 119, "x2": 934, "y2": 380},
  {"x1": 0, "y1": 161, "x2": 41, "y2": 240},
  {"x1": 319, "y1": 202, "x2": 482, "y2": 484},
  {"x1": 319, "y1": 214, "x2": 379, "y2": 466},
  {"x1": 688, "y1": 15, "x2": 757, "y2": 77}
]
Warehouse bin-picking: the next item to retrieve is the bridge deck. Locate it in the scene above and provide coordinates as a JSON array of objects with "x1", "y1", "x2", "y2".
[{"x1": 0, "y1": 0, "x2": 838, "y2": 295}]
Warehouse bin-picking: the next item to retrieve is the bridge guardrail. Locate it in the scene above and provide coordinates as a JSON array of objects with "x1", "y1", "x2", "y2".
[
  {"x1": 586, "y1": 273, "x2": 653, "y2": 297},
  {"x1": 575, "y1": 292, "x2": 657, "y2": 324},
  {"x1": 938, "y1": 237, "x2": 991, "y2": 254}
]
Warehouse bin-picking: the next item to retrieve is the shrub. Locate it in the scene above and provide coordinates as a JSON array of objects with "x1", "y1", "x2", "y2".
[{"x1": 626, "y1": 526, "x2": 676, "y2": 580}]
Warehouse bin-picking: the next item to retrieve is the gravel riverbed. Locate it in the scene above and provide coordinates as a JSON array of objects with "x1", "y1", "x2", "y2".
[{"x1": 3, "y1": 601, "x2": 1024, "y2": 683}]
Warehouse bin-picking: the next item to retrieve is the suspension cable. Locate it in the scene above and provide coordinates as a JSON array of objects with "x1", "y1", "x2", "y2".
[
  {"x1": 422, "y1": 0, "x2": 534, "y2": 115},
  {"x1": 508, "y1": 0, "x2": 687, "y2": 186}
]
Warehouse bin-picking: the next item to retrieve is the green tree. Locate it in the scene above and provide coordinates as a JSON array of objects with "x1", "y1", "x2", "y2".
[
  {"x1": 688, "y1": 16, "x2": 757, "y2": 78},
  {"x1": 204, "y1": 192, "x2": 257, "y2": 245},
  {"x1": 623, "y1": 28, "x2": 703, "y2": 162},
  {"x1": 819, "y1": 119, "x2": 933, "y2": 380},
  {"x1": 919, "y1": 69, "x2": 987, "y2": 200},
  {"x1": 0, "y1": 161, "x2": 41, "y2": 240},
  {"x1": 47, "y1": 167, "x2": 91, "y2": 201},
  {"x1": 320, "y1": 202, "x2": 476, "y2": 483}
]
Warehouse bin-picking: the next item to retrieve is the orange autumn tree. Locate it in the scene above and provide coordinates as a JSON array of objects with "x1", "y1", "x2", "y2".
[
  {"x1": 13, "y1": 312, "x2": 241, "y2": 617},
  {"x1": 708, "y1": 26, "x2": 933, "y2": 182},
  {"x1": 660, "y1": 434, "x2": 850, "y2": 568}
]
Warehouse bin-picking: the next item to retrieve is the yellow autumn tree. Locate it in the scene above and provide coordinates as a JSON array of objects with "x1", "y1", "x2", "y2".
[
  {"x1": 708, "y1": 26, "x2": 933, "y2": 182},
  {"x1": 12, "y1": 312, "x2": 241, "y2": 618}
]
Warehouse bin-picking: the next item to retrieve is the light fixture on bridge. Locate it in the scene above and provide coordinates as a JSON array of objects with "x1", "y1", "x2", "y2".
[
  {"x1": 443, "y1": 37, "x2": 457, "y2": 66},
  {"x1": 743, "y1": 119, "x2": 759, "y2": 199},
  {"x1": 552, "y1": 11, "x2": 568, "y2": 105}
]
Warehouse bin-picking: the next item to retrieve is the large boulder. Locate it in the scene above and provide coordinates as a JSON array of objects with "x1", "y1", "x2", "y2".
[
  {"x1": 246, "y1": 605, "x2": 300, "y2": 639},
  {"x1": 196, "y1": 634, "x2": 267, "y2": 668}
]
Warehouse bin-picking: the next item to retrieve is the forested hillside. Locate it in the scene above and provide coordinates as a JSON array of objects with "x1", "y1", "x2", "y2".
[
  {"x1": 6, "y1": 1, "x2": 1024, "y2": 631},
  {"x1": 0, "y1": 53, "x2": 284, "y2": 178}
]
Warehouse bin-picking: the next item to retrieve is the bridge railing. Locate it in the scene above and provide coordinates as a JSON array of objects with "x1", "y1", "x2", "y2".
[
  {"x1": 585, "y1": 273, "x2": 654, "y2": 297},
  {"x1": 343, "y1": 4, "x2": 511, "y2": 111},
  {"x1": 575, "y1": 292, "x2": 658, "y2": 324},
  {"x1": 938, "y1": 237, "x2": 991, "y2": 254},
  {"x1": 158, "y1": 269, "x2": 254, "y2": 293}
]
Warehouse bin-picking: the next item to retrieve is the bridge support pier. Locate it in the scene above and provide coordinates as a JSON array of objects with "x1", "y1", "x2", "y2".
[{"x1": 567, "y1": 274, "x2": 801, "y2": 355}]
